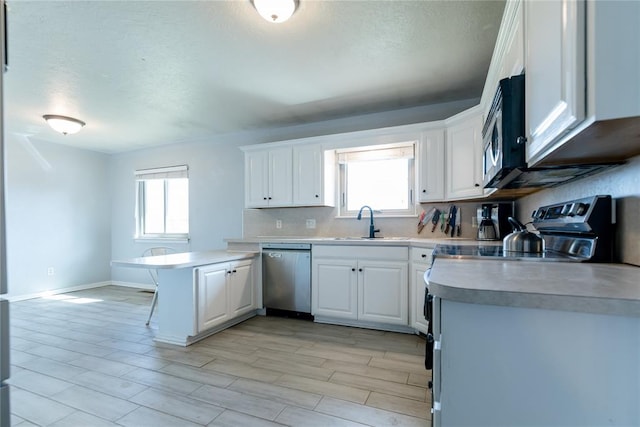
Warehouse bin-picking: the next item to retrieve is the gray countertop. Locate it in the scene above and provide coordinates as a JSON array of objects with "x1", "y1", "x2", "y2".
[
  {"x1": 225, "y1": 236, "x2": 485, "y2": 248},
  {"x1": 428, "y1": 258, "x2": 640, "y2": 317},
  {"x1": 111, "y1": 250, "x2": 258, "y2": 270}
]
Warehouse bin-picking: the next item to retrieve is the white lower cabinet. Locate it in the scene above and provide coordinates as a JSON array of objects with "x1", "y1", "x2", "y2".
[
  {"x1": 410, "y1": 247, "x2": 433, "y2": 334},
  {"x1": 312, "y1": 245, "x2": 408, "y2": 327},
  {"x1": 197, "y1": 259, "x2": 254, "y2": 333}
]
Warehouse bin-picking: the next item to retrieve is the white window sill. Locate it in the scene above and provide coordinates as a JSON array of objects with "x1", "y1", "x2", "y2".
[{"x1": 134, "y1": 236, "x2": 190, "y2": 244}]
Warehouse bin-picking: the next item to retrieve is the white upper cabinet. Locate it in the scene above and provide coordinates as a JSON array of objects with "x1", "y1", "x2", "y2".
[
  {"x1": 417, "y1": 128, "x2": 445, "y2": 202},
  {"x1": 292, "y1": 144, "x2": 335, "y2": 207},
  {"x1": 481, "y1": 0, "x2": 525, "y2": 122},
  {"x1": 445, "y1": 109, "x2": 484, "y2": 200},
  {"x1": 243, "y1": 143, "x2": 335, "y2": 208},
  {"x1": 525, "y1": 0, "x2": 585, "y2": 164},
  {"x1": 244, "y1": 148, "x2": 293, "y2": 208},
  {"x1": 524, "y1": 0, "x2": 640, "y2": 165}
]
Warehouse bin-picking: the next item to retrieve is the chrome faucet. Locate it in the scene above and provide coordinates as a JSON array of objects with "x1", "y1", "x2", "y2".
[{"x1": 357, "y1": 205, "x2": 380, "y2": 238}]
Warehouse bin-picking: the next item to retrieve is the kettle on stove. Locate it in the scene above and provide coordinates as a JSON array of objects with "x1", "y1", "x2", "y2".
[{"x1": 503, "y1": 217, "x2": 545, "y2": 253}]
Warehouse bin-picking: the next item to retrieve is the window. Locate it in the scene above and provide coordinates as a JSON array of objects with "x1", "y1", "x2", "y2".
[
  {"x1": 135, "y1": 165, "x2": 189, "y2": 240},
  {"x1": 338, "y1": 143, "x2": 415, "y2": 217}
]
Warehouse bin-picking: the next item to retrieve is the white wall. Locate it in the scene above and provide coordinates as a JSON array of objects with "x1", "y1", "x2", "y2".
[
  {"x1": 109, "y1": 138, "x2": 247, "y2": 285},
  {"x1": 5, "y1": 135, "x2": 111, "y2": 298}
]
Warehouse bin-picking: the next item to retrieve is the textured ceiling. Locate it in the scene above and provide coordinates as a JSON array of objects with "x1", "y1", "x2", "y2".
[{"x1": 4, "y1": 0, "x2": 505, "y2": 153}]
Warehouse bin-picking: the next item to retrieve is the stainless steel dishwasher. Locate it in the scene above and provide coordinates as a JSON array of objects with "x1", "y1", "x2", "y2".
[{"x1": 262, "y1": 243, "x2": 312, "y2": 318}]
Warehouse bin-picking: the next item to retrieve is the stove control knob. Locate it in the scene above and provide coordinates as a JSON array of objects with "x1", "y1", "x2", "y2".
[
  {"x1": 561, "y1": 204, "x2": 572, "y2": 216},
  {"x1": 570, "y1": 202, "x2": 588, "y2": 216},
  {"x1": 533, "y1": 208, "x2": 546, "y2": 219}
]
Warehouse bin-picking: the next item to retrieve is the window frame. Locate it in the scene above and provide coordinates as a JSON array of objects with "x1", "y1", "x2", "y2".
[
  {"x1": 134, "y1": 165, "x2": 190, "y2": 242},
  {"x1": 337, "y1": 143, "x2": 417, "y2": 218}
]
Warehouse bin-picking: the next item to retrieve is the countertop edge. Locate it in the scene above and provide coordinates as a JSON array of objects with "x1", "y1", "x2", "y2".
[
  {"x1": 111, "y1": 250, "x2": 258, "y2": 269},
  {"x1": 428, "y1": 259, "x2": 640, "y2": 317}
]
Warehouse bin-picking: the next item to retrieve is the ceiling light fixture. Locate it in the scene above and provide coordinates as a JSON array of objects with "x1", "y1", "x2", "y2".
[
  {"x1": 42, "y1": 114, "x2": 86, "y2": 135},
  {"x1": 252, "y1": 0, "x2": 298, "y2": 24}
]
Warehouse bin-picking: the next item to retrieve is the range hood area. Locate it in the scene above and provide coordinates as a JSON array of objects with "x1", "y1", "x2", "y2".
[{"x1": 489, "y1": 162, "x2": 623, "y2": 190}]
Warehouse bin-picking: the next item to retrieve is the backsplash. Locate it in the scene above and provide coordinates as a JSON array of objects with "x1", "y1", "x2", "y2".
[
  {"x1": 517, "y1": 154, "x2": 640, "y2": 266},
  {"x1": 243, "y1": 201, "x2": 488, "y2": 241}
]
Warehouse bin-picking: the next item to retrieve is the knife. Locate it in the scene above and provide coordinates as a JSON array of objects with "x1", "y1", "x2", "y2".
[
  {"x1": 431, "y1": 208, "x2": 441, "y2": 232},
  {"x1": 455, "y1": 207, "x2": 461, "y2": 237},
  {"x1": 449, "y1": 205, "x2": 457, "y2": 237},
  {"x1": 444, "y1": 205, "x2": 453, "y2": 234}
]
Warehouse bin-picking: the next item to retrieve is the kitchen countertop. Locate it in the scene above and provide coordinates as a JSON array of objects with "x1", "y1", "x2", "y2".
[
  {"x1": 428, "y1": 258, "x2": 640, "y2": 317},
  {"x1": 111, "y1": 250, "x2": 258, "y2": 270},
  {"x1": 225, "y1": 236, "x2": 487, "y2": 248}
]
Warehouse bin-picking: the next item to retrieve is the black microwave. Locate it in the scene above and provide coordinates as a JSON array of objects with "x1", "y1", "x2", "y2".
[{"x1": 482, "y1": 74, "x2": 526, "y2": 188}]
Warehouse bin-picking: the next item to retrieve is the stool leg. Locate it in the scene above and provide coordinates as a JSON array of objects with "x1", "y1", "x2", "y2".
[{"x1": 146, "y1": 286, "x2": 158, "y2": 326}]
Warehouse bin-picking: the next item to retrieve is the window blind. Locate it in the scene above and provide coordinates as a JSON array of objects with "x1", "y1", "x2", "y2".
[
  {"x1": 134, "y1": 165, "x2": 188, "y2": 180},
  {"x1": 337, "y1": 144, "x2": 414, "y2": 164}
]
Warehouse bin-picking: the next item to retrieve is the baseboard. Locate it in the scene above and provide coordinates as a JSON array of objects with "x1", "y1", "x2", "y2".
[
  {"x1": 7, "y1": 281, "x2": 113, "y2": 302},
  {"x1": 110, "y1": 281, "x2": 155, "y2": 291}
]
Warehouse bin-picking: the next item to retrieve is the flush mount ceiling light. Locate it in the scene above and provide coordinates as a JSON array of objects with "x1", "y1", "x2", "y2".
[
  {"x1": 252, "y1": 0, "x2": 298, "y2": 23},
  {"x1": 42, "y1": 114, "x2": 86, "y2": 135}
]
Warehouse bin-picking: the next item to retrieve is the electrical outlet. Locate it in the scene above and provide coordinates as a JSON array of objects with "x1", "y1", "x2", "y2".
[
  {"x1": 47, "y1": 267, "x2": 55, "y2": 276},
  {"x1": 276, "y1": 219, "x2": 282, "y2": 229},
  {"x1": 306, "y1": 219, "x2": 316, "y2": 229},
  {"x1": 471, "y1": 216, "x2": 478, "y2": 228}
]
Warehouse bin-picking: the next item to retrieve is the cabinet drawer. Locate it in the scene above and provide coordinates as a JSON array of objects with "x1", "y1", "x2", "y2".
[
  {"x1": 411, "y1": 247, "x2": 434, "y2": 264},
  {"x1": 313, "y1": 245, "x2": 408, "y2": 261}
]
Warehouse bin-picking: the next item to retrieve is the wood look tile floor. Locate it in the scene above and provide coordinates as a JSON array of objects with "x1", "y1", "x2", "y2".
[{"x1": 7, "y1": 286, "x2": 430, "y2": 426}]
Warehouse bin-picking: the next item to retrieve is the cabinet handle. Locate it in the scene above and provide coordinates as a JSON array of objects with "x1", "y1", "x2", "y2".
[
  {"x1": 516, "y1": 136, "x2": 527, "y2": 145},
  {"x1": 358, "y1": 268, "x2": 363, "y2": 272},
  {"x1": 263, "y1": 197, "x2": 267, "y2": 200},
  {"x1": 351, "y1": 268, "x2": 356, "y2": 272},
  {"x1": 421, "y1": 254, "x2": 427, "y2": 258},
  {"x1": 268, "y1": 197, "x2": 272, "y2": 200},
  {"x1": 428, "y1": 381, "x2": 433, "y2": 390},
  {"x1": 226, "y1": 270, "x2": 232, "y2": 275},
  {"x1": 315, "y1": 194, "x2": 319, "y2": 198},
  {"x1": 474, "y1": 183, "x2": 480, "y2": 187},
  {"x1": 422, "y1": 189, "x2": 426, "y2": 193},
  {"x1": 232, "y1": 269, "x2": 237, "y2": 273}
]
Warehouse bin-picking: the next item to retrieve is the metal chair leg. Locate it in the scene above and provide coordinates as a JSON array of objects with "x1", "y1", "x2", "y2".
[{"x1": 146, "y1": 286, "x2": 158, "y2": 326}]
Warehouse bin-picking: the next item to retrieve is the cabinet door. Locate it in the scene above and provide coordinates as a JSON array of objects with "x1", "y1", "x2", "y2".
[
  {"x1": 312, "y1": 258, "x2": 358, "y2": 320},
  {"x1": 293, "y1": 144, "x2": 323, "y2": 206},
  {"x1": 197, "y1": 264, "x2": 229, "y2": 332},
  {"x1": 446, "y1": 113, "x2": 483, "y2": 200},
  {"x1": 358, "y1": 260, "x2": 408, "y2": 325},
  {"x1": 411, "y1": 263, "x2": 429, "y2": 334},
  {"x1": 525, "y1": 0, "x2": 585, "y2": 165},
  {"x1": 417, "y1": 129, "x2": 446, "y2": 202},
  {"x1": 227, "y1": 260, "x2": 254, "y2": 317},
  {"x1": 268, "y1": 148, "x2": 293, "y2": 206},
  {"x1": 245, "y1": 151, "x2": 269, "y2": 208}
]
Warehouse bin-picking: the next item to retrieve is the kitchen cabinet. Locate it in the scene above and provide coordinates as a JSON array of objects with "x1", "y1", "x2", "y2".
[
  {"x1": 244, "y1": 148, "x2": 293, "y2": 208},
  {"x1": 243, "y1": 143, "x2": 335, "y2": 208},
  {"x1": 481, "y1": 0, "x2": 524, "y2": 122},
  {"x1": 524, "y1": 0, "x2": 585, "y2": 164},
  {"x1": 445, "y1": 109, "x2": 483, "y2": 200},
  {"x1": 197, "y1": 259, "x2": 254, "y2": 332},
  {"x1": 431, "y1": 297, "x2": 640, "y2": 426},
  {"x1": 417, "y1": 129, "x2": 445, "y2": 202},
  {"x1": 292, "y1": 144, "x2": 335, "y2": 207},
  {"x1": 525, "y1": 0, "x2": 640, "y2": 165},
  {"x1": 312, "y1": 245, "x2": 408, "y2": 328},
  {"x1": 410, "y1": 247, "x2": 432, "y2": 334}
]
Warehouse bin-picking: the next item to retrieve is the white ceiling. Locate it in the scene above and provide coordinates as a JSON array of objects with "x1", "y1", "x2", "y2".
[{"x1": 4, "y1": 0, "x2": 505, "y2": 153}]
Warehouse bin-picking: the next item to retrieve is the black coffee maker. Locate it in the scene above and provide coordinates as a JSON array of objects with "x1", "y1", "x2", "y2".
[{"x1": 476, "y1": 203, "x2": 514, "y2": 241}]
